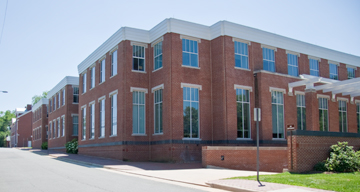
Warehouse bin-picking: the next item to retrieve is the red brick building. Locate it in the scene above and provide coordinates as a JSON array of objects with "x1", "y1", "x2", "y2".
[
  {"x1": 47, "y1": 76, "x2": 79, "y2": 152},
  {"x1": 76, "y1": 18, "x2": 360, "y2": 163},
  {"x1": 10, "y1": 105, "x2": 33, "y2": 147},
  {"x1": 32, "y1": 98, "x2": 48, "y2": 149}
]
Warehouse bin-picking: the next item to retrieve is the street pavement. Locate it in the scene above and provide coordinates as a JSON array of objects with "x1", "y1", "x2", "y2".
[{"x1": 0, "y1": 148, "x2": 224, "y2": 192}]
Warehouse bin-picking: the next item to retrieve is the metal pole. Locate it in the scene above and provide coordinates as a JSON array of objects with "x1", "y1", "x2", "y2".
[{"x1": 256, "y1": 109, "x2": 264, "y2": 187}]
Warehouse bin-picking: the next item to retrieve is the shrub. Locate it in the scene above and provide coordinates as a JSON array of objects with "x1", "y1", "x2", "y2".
[
  {"x1": 41, "y1": 142, "x2": 48, "y2": 150},
  {"x1": 314, "y1": 161, "x2": 327, "y2": 172},
  {"x1": 325, "y1": 142, "x2": 360, "y2": 172},
  {"x1": 65, "y1": 139, "x2": 78, "y2": 154}
]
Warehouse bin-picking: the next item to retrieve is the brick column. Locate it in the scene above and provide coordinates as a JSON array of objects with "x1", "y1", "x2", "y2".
[{"x1": 305, "y1": 89, "x2": 319, "y2": 131}]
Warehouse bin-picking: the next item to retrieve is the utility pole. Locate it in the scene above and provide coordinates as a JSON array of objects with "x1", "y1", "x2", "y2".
[{"x1": 254, "y1": 108, "x2": 264, "y2": 187}]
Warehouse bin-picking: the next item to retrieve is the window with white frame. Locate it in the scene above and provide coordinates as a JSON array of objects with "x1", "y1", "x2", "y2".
[
  {"x1": 72, "y1": 115, "x2": 78, "y2": 136},
  {"x1": 234, "y1": 41, "x2": 248, "y2": 69},
  {"x1": 99, "y1": 99, "x2": 105, "y2": 137},
  {"x1": 49, "y1": 123, "x2": 52, "y2": 139},
  {"x1": 89, "y1": 103, "x2": 95, "y2": 139},
  {"x1": 154, "y1": 89, "x2": 163, "y2": 134},
  {"x1": 296, "y1": 94, "x2": 306, "y2": 130},
  {"x1": 329, "y1": 63, "x2": 338, "y2": 80},
  {"x1": 111, "y1": 50, "x2": 117, "y2": 76},
  {"x1": 271, "y1": 90, "x2": 284, "y2": 138},
  {"x1": 338, "y1": 100, "x2": 347, "y2": 132},
  {"x1": 100, "y1": 59, "x2": 105, "y2": 83},
  {"x1": 287, "y1": 53, "x2": 298, "y2": 77},
  {"x1": 57, "y1": 118, "x2": 60, "y2": 137},
  {"x1": 309, "y1": 59, "x2": 319, "y2": 76},
  {"x1": 133, "y1": 91, "x2": 146, "y2": 134},
  {"x1": 133, "y1": 45, "x2": 145, "y2": 71},
  {"x1": 154, "y1": 41, "x2": 163, "y2": 70},
  {"x1": 82, "y1": 107, "x2": 86, "y2": 140},
  {"x1": 49, "y1": 100, "x2": 52, "y2": 112},
  {"x1": 318, "y1": 97, "x2": 329, "y2": 131},
  {"x1": 183, "y1": 87, "x2": 199, "y2": 138},
  {"x1": 90, "y1": 67, "x2": 95, "y2": 89},
  {"x1": 57, "y1": 92, "x2": 60, "y2": 108},
  {"x1": 53, "y1": 96, "x2": 56, "y2": 110},
  {"x1": 357, "y1": 103, "x2": 360, "y2": 133},
  {"x1": 53, "y1": 121, "x2": 55, "y2": 139},
  {"x1": 46, "y1": 125, "x2": 48, "y2": 139},
  {"x1": 111, "y1": 94, "x2": 117, "y2": 136},
  {"x1": 263, "y1": 47, "x2": 275, "y2": 72},
  {"x1": 62, "y1": 89, "x2": 65, "y2": 106},
  {"x1": 236, "y1": 88, "x2": 250, "y2": 138},
  {"x1": 62, "y1": 116, "x2": 65, "y2": 136},
  {"x1": 182, "y1": 38, "x2": 198, "y2": 67},
  {"x1": 73, "y1": 87, "x2": 79, "y2": 103},
  {"x1": 347, "y1": 67, "x2": 355, "y2": 79},
  {"x1": 82, "y1": 73, "x2": 87, "y2": 93}
]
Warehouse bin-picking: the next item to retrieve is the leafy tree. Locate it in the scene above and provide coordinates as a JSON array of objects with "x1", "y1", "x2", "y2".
[
  {"x1": 32, "y1": 91, "x2": 48, "y2": 105},
  {"x1": 0, "y1": 110, "x2": 15, "y2": 147}
]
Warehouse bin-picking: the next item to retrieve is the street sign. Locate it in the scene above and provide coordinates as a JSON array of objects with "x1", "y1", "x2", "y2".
[
  {"x1": 254, "y1": 108, "x2": 261, "y2": 121},
  {"x1": 287, "y1": 124, "x2": 295, "y2": 130}
]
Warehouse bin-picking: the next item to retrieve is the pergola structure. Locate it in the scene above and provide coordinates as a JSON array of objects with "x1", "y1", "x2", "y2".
[{"x1": 288, "y1": 74, "x2": 360, "y2": 103}]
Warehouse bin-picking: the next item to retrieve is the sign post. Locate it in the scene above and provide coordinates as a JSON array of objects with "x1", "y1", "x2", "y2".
[
  {"x1": 254, "y1": 108, "x2": 264, "y2": 187},
  {"x1": 287, "y1": 124, "x2": 295, "y2": 170}
]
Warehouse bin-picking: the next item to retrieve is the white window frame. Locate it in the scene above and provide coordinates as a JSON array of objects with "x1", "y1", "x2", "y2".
[
  {"x1": 82, "y1": 73, "x2": 87, "y2": 94},
  {"x1": 100, "y1": 59, "x2": 105, "y2": 83},
  {"x1": 153, "y1": 40, "x2": 163, "y2": 71},
  {"x1": 152, "y1": 84, "x2": 164, "y2": 135},
  {"x1": 71, "y1": 114, "x2": 79, "y2": 136},
  {"x1": 181, "y1": 36, "x2": 200, "y2": 69},
  {"x1": 182, "y1": 83, "x2": 201, "y2": 139},
  {"x1": 89, "y1": 101, "x2": 95, "y2": 139},
  {"x1": 318, "y1": 96, "x2": 329, "y2": 131},
  {"x1": 57, "y1": 118, "x2": 60, "y2": 138},
  {"x1": 235, "y1": 86, "x2": 251, "y2": 139},
  {"x1": 296, "y1": 92, "x2": 306, "y2": 130},
  {"x1": 131, "y1": 87, "x2": 147, "y2": 135},
  {"x1": 53, "y1": 120, "x2": 56, "y2": 139},
  {"x1": 270, "y1": 89, "x2": 285, "y2": 139},
  {"x1": 338, "y1": 100, "x2": 347, "y2": 132},
  {"x1": 287, "y1": 52, "x2": 299, "y2": 77},
  {"x1": 73, "y1": 86, "x2": 79, "y2": 103},
  {"x1": 90, "y1": 66, "x2": 95, "y2": 89},
  {"x1": 61, "y1": 115, "x2": 65, "y2": 137},
  {"x1": 132, "y1": 42, "x2": 147, "y2": 73},
  {"x1": 98, "y1": 97, "x2": 105, "y2": 138},
  {"x1": 234, "y1": 39, "x2": 249, "y2": 69},
  {"x1": 62, "y1": 89, "x2": 65, "y2": 106},
  {"x1": 109, "y1": 90, "x2": 118, "y2": 136},
  {"x1": 111, "y1": 49, "x2": 118, "y2": 77},
  {"x1": 81, "y1": 105, "x2": 86, "y2": 140}
]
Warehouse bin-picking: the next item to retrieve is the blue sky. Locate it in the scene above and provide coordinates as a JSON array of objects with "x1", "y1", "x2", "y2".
[{"x1": 0, "y1": 0, "x2": 359, "y2": 112}]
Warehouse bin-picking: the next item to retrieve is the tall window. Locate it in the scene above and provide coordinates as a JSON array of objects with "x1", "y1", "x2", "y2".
[
  {"x1": 62, "y1": 117, "x2": 65, "y2": 136},
  {"x1": 236, "y1": 88, "x2": 250, "y2": 138},
  {"x1": 100, "y1": 59, "x2": 105, "y2": 83},
  {"x1": 73, "y1": 87, "x2": 79, "y2": 103},
  {"x1": 53, "y1": 121, "x2": 55, "y2": 139},
  {"x1": 90, "y1": 67, "x2": 95, "y2": 89},
  {"x1": 133, "y1": 91, "x2": 145, "y2": 134},
  {"x1": 111, "y1": 50, "x2": 117, "y2": 76},
  {"x1": 357, "y1": 103, "x2": 360, "y2": 133},
  {"x1": 234, "y1": 41, "x2": 248, "y2": 69},
  {"x1": 46, "y1": 125, "x2": 48, "y2": 139},
  {"x1": 133, "y1": 45, "x2": 145, "y2": 71},
  {"x1": 318, "y1": 97, "x2": 329, "y2": 131},
  {"x1": 111, "y1": 94, "x2": 117, "y2": 136},
  {"x1": 182, "y1": 39, "x2": 198, "y2": 67},
  {"x1": 57, "y1": 119, "x2": 60, "y2": 137},
  {"x1": 263, "y1": 47, "x2": 275, "y2": 72},
  {"x1": 89, "y1": 103, "x2": 95, "y2": 139},
  {"x1": 82, "y1": 73, "x2": 87, "y2": 93},
  {"x1": 339, "y1": 100, "x2": 347, "y2": 132},
  {"x1": 154, "y1": 41, "x2": 163, "y2": 70},
  {"x1": 347, "y1": 67, "x2": 355, "y2": 79},
  {"x1": 296, "y1": 94, "x2": 306, "y2": 130},
  {"x1": 183, "y1": 87, "x2": 199, "y2": 138},
  {"x1": 49, "y1": 123, "x2": 52, "y2": 139},
  {"x1": 99, "y1": 99, "x2": 105, "y2": 137},
  {"x1": 271, "y1": 91, "x2": 284, "y2": 138},
  {"x1": 49, "y1": 100, "x2": 52, "y2": 112},
  {"x1": 58, "y1": 93, "x2": 60, "y2": 108},
  {"x1": 82, "y1": 107, "x2": 86, "y2": 140},
  {"x1": 154, "y1": 89, "x2": 163, "y2": 134},
  {"x1": 53, "y1": 96, "x2": 56, "y2": 110},
  {"x1": 62, "y1": 89, "x2": 65, "y2": 106},
  {"x1": 288, "y1": 53, "x2": 298, "y2": 77},
  {"x1": 72, "y1": 116, "x2": 78, "y2": 136},
  {"x1": 309, "y1": 59, "x2": 319, "y2": 76},
  {"x1": 329, "y1": 63, "x2": 338, "y2": 80}
]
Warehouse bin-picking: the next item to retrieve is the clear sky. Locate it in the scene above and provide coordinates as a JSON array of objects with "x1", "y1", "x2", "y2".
[{"x1": 0, "y1": 0, "x2": 359, "y2": 112}]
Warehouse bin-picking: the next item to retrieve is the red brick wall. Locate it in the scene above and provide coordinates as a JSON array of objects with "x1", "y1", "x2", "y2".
[
  {"x1": 32, "y1": 104, "x2": 48, "y2": 149},
  {"x1": 288, "y1": 135, "x2": 360, "y2": 172},
  {"x1": 16, "y1": 112, "x2": 32, "y2": 147},
  {"x1": 202, "y1": 146, "x2": 288, "y2": 172}
]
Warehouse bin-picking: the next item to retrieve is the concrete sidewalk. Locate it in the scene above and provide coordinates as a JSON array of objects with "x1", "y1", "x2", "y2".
[{"x1": 27, "y1": 149, "x2": 333, "y2": 192}]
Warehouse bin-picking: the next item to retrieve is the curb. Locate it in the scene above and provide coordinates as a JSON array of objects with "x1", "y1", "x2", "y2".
[{"x1": 206, "y1": 182, "x2": 258, "y2": 192}]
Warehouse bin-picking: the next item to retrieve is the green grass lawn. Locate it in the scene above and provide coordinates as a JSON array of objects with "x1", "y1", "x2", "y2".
[{"x1": 228, "y1": 172, "x2": 360, "y2": 192}]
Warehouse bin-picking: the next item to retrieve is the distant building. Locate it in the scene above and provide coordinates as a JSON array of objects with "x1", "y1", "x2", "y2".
[
  {"x1": 47, "y1": 76, "x2": 79, "y2": 152},
  {"x1": 10, "y1": 105, "x2": 33, "y2": 147},
  {"x1": 32, "y1": 99, "x2": 48, "y2": 149}
]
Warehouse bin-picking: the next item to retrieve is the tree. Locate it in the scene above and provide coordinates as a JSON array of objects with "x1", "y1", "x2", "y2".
[
  {"x1": 0, "y1": 110, "x2": 15, "y2": 147},
  {"x1": 32, "y1": 91, "x2": 48, "y2": 105}
]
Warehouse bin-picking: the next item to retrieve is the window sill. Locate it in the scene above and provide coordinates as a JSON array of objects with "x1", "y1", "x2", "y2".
[
  {"x1": 272, "y1": 138, "x2": 286, "y2": 140},
  {"x1": 72, "y1": 103, "x2": 79, "y2": 105},
  {"x1": 110, "y1": 134, "x2": 117, "y2": 137},
  {"x1": 132, "y1": 70, "x2": 146, "y2": 74},
  {"x1": 98, "y1": 136, "x2": 105, "y2": 139},
  {"x1": 234, "y1": 67, "x2": 251, "y2": 71},
  {"x1": 72, "y1": 135, "x2": 78, "y2": 136},
  {"x1": 182, "y1": 65, "x2": 200, "y2": 69},
  {"x1": 153, "y1": 133, "x2": 163, "y2": 136},
  {"x1": 182, "y1": 138, "x2": 201, "y2": 140},
  {"x1": 110, "y1": 74, "x2": 117, "y2": 79},
  {"x1": 132, "y1": 134, "x2": 147, "y2": 136},
  {"x1": 89, "y1": 87, "x2": 95, "y2": 91},
  {"x1": 99, "y1": 81, "x2": 105, "y2": 86},
  {"x1": 81, "y1": 139, "x2": 86, "y2": 141},
  {"x1": 89, "y1": 138, "x2": 94, "y2": 140},
  {"x1": 152, "y1": 67, "x2": 163, "y2": 73},
  {"x1": 236, "y1": 138, "x2": 252, "y2": 140}
]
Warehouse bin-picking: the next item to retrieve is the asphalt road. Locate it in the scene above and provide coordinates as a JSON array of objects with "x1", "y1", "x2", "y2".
[{"x1": 0, "y1": 148, "x2": 216, "y2": 192}]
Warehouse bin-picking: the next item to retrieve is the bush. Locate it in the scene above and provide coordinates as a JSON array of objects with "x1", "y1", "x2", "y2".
[
  {"x1": 65, "y1": 139, "x2": 78, "y2": 154},
  {"x1": 41, "y1": 142, "x2": 48, "y2": 150},
  {"x1": 325, "y1": 142, "x2": 360, "y2": 172},
  {"x1": 314, "y1": 161, "x2": 327, "y2": 172}
]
